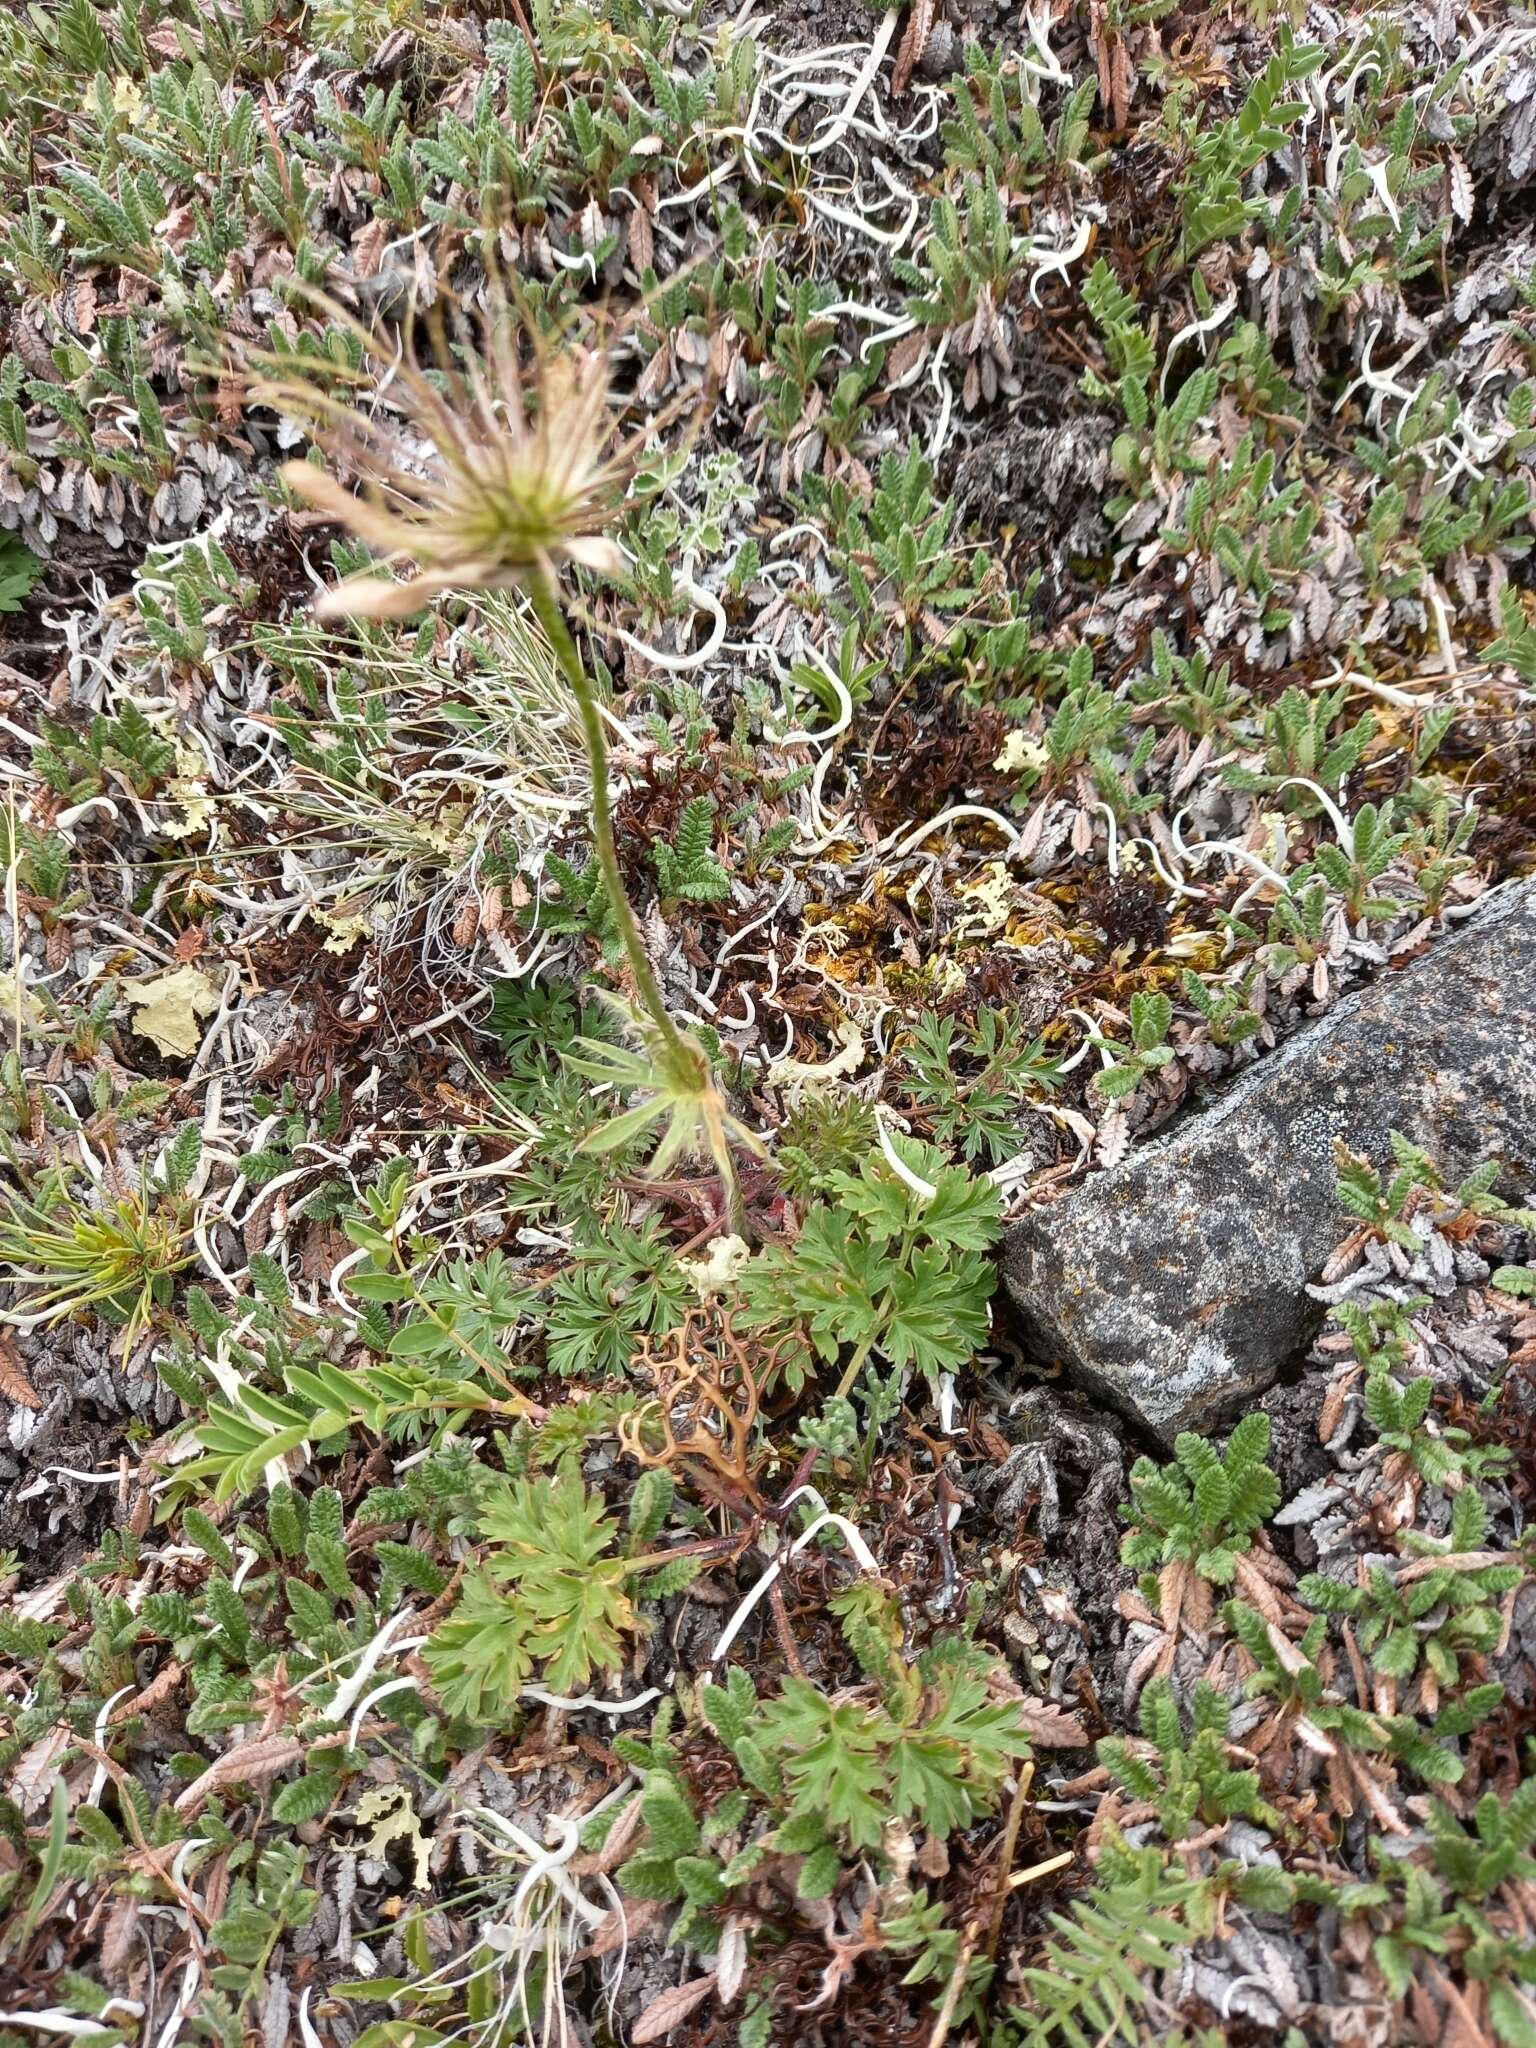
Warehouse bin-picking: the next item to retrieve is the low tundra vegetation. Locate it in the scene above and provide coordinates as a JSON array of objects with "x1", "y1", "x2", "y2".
[{"x1": 1, "y1": 0, "x2": 1535, "y2": 2045}]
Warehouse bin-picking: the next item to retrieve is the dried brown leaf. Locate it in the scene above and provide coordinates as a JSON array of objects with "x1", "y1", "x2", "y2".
[
  {"x1": 114, "y1": 1659, "x2": 184, "y2": 1724},
  {"x1": 885, "y1": 329, "x2": 928, "y2": 383},
  {"x1": 0, "y1": 1333, "x2": 40, "y2": 1409},
  {"x1": 569, "y1": 1790, "x2": 644, "y2": 1878},
  {"x1": 10, "y1": 1726, "x2": 72, "y2": 1814},
  {"x1": 572, "y1": 1894, "x2": 665, "y2": 1963},
  {"x1": 632, "y1": 1974, "x2": 717, "y2": 2042},
  {"x1": 1317, "y1": 1364, "x2": 1360, "y2": 1442},
  {"x1": 174, "y1": 1736, "x2": 309, "y2": 1816},
  {"x1": 1013, "y1": 1699, "x2": 1090, "y2": 1747},
  {"x1": 352, "y1": 216, "x2": 389, "y2": 280},
  {"x1": 628, "y1": 203, "x2": 654, "y2": 275},
  {"x1": 891, "y1": 0, "x2": 932, "y2": 96},
  {"x1": 100, "y1": 1897, "x2": 140, "y2": 1983}
]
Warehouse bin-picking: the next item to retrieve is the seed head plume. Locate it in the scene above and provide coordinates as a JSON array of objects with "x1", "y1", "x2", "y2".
[{"x1": 246, "y1": 284, "x2": 646, "y2": 616}]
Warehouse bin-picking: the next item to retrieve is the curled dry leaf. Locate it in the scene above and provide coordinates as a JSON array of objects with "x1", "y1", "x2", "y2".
[
  {"x1": 717, "y1": 1918, "x2": 749, "y2": 2006},
  {"x1": 9, "y1": 1725, "x2": 72, "y2": 1814},
  {"x1": 891, "y1": 0, "x2": 932, "y2": 95}
]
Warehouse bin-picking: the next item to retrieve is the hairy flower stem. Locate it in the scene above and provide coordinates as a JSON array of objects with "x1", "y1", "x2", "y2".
[
  {"x1": 526, "y1": 573, "x2": 748, "y2": 1237},
  {"x1": 526, "y1": 574, "x2": 682, "y2": 1058}
]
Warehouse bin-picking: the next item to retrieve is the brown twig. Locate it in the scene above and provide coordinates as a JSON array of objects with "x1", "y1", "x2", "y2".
[
  {"x1": 984, "y1": 1762, "x2": 1033, "y2": 1961},
  {"x1": 768, "y1": 1577, "x2": 807, "y2": 1677}
]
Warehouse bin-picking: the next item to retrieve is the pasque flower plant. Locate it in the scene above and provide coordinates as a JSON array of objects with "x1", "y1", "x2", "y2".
[
  {"x1": 249, "y1": 295, "x2": 754, "y2": 1227},
  {"x1": 263, "y1": 315, "x2": 631, "y2": 616}
]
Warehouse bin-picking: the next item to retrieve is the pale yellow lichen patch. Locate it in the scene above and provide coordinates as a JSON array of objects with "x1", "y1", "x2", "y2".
[
  {"x1": 992, "y1": 730, "x2": 1050, "y2": 777},
  {"x1": 953, "y1": 859, "x2": 1015, "y2": 940},
  {"x1": 123, "y1": 963, "x2": 220, "y2": 1058},
  {"x1": 316, "y1": 909, "x2": 379, "y2": 955},
  {"x1": 766, "y1": 1013, "x2": 865, "y2": 1091},
  {"x1": 678, "y1": 1233, "x2": 751, "y2": 1296},
  {"x1": 156, "y1": 734, "x2": 216, "y2": 841}
]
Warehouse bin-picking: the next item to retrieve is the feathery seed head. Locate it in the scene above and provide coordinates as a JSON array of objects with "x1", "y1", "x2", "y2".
[{"x1": 252, "y1": 293, "x2": 637, "y2": 617}]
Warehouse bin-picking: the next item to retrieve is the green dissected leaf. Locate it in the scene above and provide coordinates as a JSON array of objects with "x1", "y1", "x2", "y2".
[
  {"x1": 739, "y1": 1141, "x2": 998, "y2": 1392},
  {"x1": 642, "y1": 1772, "x2": 701, "y2": 1859},
  {"x1": 652, "y1": 795, "x2": 731, "y2": 902},
  {"x1": 628, "y1": 1467, "x2": 675, "y2": 1546},
  {"x1": 1122, "y1": 1412, "x2": 1279, "y2": 1591},
  {"x1": 424, "y1": 1473, "x2": 653, "y2": 1714},
  {"x1": 1192, "y1": 1464, "x2": 1232, "y2": 1529},
  {"x1": 918, "y1": 1160, "x2": 1004, "y2": 1251},
  {"x1": 796, "y1": 1843, "x2": 843, "y2": 1898},
  {"x1": 675, "y1": 1853, "x2": 727, "y2": 1905},
  {"x1": 757, "y1": 1680, "x2": 891, "y2": 1849},
  {"x1": 1374, "y1": 1626, "x2": 1420, "y2": 1680},
  {"x1": 421, "y1": 1570, "x2": 535, "y2": 1720},
  {"x1": 0, "y1": 534, "x2": 43, "y2": 614},
  {"x1": 744, "y1": 1208, "x2": 894, "y2": 1365},
  {"x1": 880, "y1": 1244, "x2": 994, "y2": 1377},
  {"x1": 1094, "y1": 1062, "x2": 1142, "y2": 1101},
  {"x1": 1130, "y1": 990, "x2": 1172, "y2": 1049},
  {"x1": 888, "y1": 1661, "x2": 1029, "y2": 1837},
  {"x1": 771, "y1": 1810, "x2": 829, "y2": 1856},
  {"x1": 1004, "y1": 1845, "x2": 1208, "y2": 2045},
  {"x1": 702, "y1": 1666, "x2": 757, "y2": 1748},
  {"x1": 544, "y1": 1219, "x2": 689, "y2": 1377},
  {"x1": 1488, "y1": 1982, "x2": 1536, "y2": 2048},
  {"x1": 620, "y1": 1849, "x2": 685, "y2": 1900},
  {"x1": 900, "y1": 1010, "x2": 1061, "y2": 1164}
]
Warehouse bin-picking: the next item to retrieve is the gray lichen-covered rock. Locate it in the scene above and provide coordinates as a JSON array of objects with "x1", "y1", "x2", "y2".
[{"x1": 1004, "y1": 879, "x2": 1536, "y2": 1441}]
